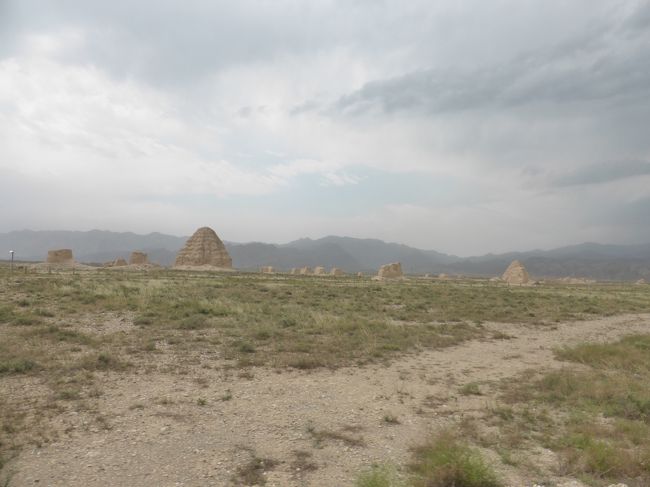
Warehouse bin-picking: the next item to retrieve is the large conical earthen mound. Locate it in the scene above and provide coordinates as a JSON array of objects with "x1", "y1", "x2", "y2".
[
  {"x1": 502, "y1": 260, "x2": 530, "y2": 285},
  {"x1": 174, "y1": 227, "x2": 232, "y2": 268}
]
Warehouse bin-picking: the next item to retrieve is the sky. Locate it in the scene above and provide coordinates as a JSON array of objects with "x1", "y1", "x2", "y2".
[{"x1": 1, "y1": 0, "x2": 649, "y2": 255}]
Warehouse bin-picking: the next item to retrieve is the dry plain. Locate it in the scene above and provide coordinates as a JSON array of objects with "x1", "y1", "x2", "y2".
[{"x1": 1, "y1": 265, "x2": 650, "y2": 486}]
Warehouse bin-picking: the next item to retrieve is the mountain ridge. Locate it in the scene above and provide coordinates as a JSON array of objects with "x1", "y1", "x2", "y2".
[{"x1": 1, "y1": 229, "x2": 649, "y2": 281}]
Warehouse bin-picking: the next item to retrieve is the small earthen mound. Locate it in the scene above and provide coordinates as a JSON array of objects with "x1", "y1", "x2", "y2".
[
  {"x1": 313, "y1": 266, "x2": 326, "y2": 275},
  {"x1": 559, "y1": 276, "x2": 596, "y2": 285},
  {"x1": 113, "y1": 258, "x2": 128, "y2": 267},
  {"x1": 636, "y1": 278, "x2": 647, "y2": 285},
  {"x1": 330, "y1": 267, "x2": 345, "y2": 276},
  {"x1": 129, "y1": 251, "x2": 148, "y2": 265},
  {"x1": 377, "y1": 262, "x2": 403, "y2": 279},
  {"x1": 46, "y1": 249, "x2": 74, "y2": 265},
  {"x1": 260, "y1": 266, "x2": 274, "y2": 274},
  {"x1": 299, "y1": 267, "x2": 312, "y2": 275},
  {"x1": 290, "y1": 268, "x2": 298, "y2": 275},
  {"x1": 357, "y1": 272, "x2": 364, "y2": 277},
  {"x1": 174, "y1": 227, "x2": 232, "y2": 268},
  {"x1": 502, "y1": 260, "x2": 530, "y2": 285}
]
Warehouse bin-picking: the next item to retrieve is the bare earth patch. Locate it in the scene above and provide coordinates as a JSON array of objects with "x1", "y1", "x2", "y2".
[{"x1": 4, "y1": 313, "x2": 649, "y2": 487}]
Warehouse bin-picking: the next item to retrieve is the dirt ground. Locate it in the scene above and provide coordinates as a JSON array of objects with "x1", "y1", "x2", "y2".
[{"x1": 5, "y1": 313, "x2": 650, "y2": 487}]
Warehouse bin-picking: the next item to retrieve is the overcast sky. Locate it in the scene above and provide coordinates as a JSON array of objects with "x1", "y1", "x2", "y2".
[{"x1": 1, "y1": 0, "x2": 649, "y2": 255}]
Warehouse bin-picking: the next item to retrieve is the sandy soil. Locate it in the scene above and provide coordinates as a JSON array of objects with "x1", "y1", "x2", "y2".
[{"x1": 5, "y1": 313, "x2": 650, "y2": 487}]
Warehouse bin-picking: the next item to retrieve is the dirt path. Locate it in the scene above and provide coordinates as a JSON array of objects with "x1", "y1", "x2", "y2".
[{"x1": 6, "y1": 314, "x2": 650, "y2": 487}]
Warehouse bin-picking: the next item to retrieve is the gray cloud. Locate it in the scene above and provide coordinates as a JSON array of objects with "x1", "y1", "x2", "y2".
[
  {"x1": 619, "y1": 197, "x2": 650, "y2": 226},
  {"x1": 334, "y1": 8, "x2": 650, "y2": 116},
  {"x1": 554, "y1": 160, "x2": 650, "y2": 187},
  {"x1": 2, "y1": 1, "x2": 340, "y2": 85},
  {"x1": 2, "y1": 0, "x2": 650, "y2": 253},
  {"x1": 2, "y1": 0, "x2": 621, "y2": 89},
  {"x1": 3, "y1": 0, "x2": 459, "y2": 88},
  {"x1": 623, "y1": 2, "x2": 650, "y2": 32}
]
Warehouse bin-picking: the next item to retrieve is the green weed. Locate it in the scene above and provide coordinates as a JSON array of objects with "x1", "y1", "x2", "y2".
[{"x1": 410, "y1": 431, "x2": 502, "y2": 487}]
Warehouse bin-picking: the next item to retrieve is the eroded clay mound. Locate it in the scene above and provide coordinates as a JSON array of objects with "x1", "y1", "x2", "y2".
[
  {"x1": 46, "y1": 249, "x2": 74, "y2": 264},
  {"x1": 129, "y1": 252, "x2": 148, "y2": 265},
  {"x1": 377, "y1": 262, "x2": 403, "y2": 279},
  {"x1": 559, "y1": 277, "x2": 596, "y2": 285}
]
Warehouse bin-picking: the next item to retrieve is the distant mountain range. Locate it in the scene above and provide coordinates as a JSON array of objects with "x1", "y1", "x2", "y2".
[
  {"x1": 0, "y1": 230, "x2": 187, "y2": 268},
  {"x1": 1, "y1": 229, "x2": 649, "y2": 281}
]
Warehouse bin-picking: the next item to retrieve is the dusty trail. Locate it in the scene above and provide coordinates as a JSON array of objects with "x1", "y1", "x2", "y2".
[{"x1": 7, "y1": 313, "x2": 650, "y2": 487}]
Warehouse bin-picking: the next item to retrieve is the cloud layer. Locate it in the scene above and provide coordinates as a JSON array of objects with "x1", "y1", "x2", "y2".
[{"x1": 1, "y1": 0, "x2": 649, "y2": 254}]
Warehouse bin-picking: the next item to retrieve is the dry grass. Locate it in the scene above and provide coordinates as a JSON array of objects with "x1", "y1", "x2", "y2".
[
  {"x1": 2, "y1": 263, "x2": 650, "y2": 477},
  {"x1": 234, "y1": 454, "x2": 279, "y2": 485},
  {"x1": 307, "y1": 423, "x2": 366, "y2": 448},
  {"x1": 291, "y1": 449, "x2": 319, "y2": 475},
  {"x1": 409, "y1": 430, "x2": 503, "y2": 487},
  {"x1": 483, "y1": 334, "x2": 650, "y2": 486},
  {"x1": 356, "y1": 464, "x2": 404, "y2": 487}
]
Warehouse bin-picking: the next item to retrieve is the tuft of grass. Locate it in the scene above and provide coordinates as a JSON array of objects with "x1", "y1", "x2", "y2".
[
  {"x1": 410, "y1": 430, "x2": 503, "y2": 487},
  {"x1": 177, "y1": 314, "x2": 211, "y2": 330},
  {"x1": 0, "y1": 304, "x2": 17, "y2": 322},
  {"x1": 287, "y1": 356, "x2": 324, "y2": 370},
  {"x1": 235, "y1": 340, "x2": 256, "y2": 353},
  {"x1": 134, "y1": 316, "x2": 154, "y2": 326},
  {"x1": 33, "y1": 308, "x2": 55, "y2": 317},
  {"x1": 56, "y1": 388, "x2": 81, "y2": 401},
  {"x1": 75, "y1": 353, "x2": 127, "y2": 372},
  {"x1": 557, "y1": 432, "x2": 639, "y2": 479},
  {"x1": 556, "y1": 334, "x2": 650, "y2": 373},
  {"x1": 0, "y1": 358, "x2": 37, "y2": 374},
  {"x1": 491, "y1": 331, "x2": 514, "y2": 340},
  {"x1": 234, "y1": 456, "x2": 279, "y2": 486},
  {"x1": 10, "y1": 314, "x2": 42, "y2": 326},
  {"x1": 356, "y1": 464, "x2": 403, "y2": 487},
  {"x1": 459, "y1": 382, "x2": 482, "y2": 396},
  {"x1": 29, "y1": 325, "x2": 95, "y2": 345},
  {"x1": 383, "y1": 413, "x2": 401, "y2": 425},
  {"x1": 307, "y1": 423, "x2": 366, "y2": 448},
  {"x1": 291, "y1": 450, "x2": 318, "y2": 474}
]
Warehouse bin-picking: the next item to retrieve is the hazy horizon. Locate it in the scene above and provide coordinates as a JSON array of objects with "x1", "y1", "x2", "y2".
[
  {"x1": 3, "y1": 226, "x2": 650, "y2": 259},
  {"x1": 2, "y1": 1, "x2": 649, "y2": 255}
]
